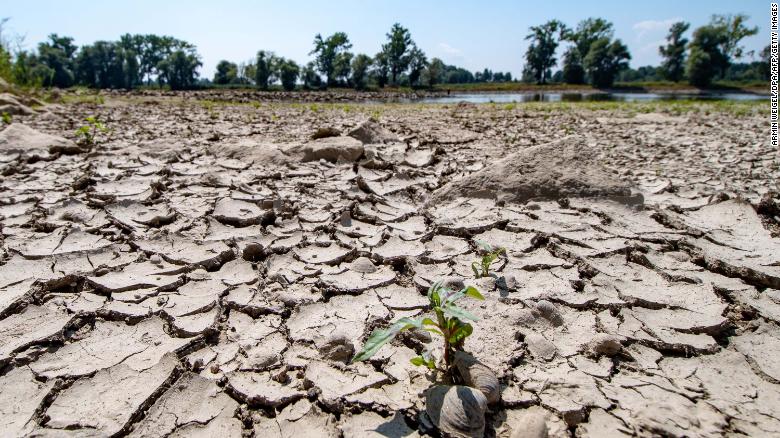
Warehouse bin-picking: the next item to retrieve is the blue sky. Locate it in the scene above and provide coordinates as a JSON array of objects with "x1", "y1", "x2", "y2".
[{"x1": 1, "y1": 1, "x2": 771, "y2": 79}]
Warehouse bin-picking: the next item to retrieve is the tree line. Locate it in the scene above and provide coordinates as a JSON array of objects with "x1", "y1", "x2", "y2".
[
  {"x1": 212, "y1": 23, "x2": 512, "y2": 90},
  {"x1": 522, "y1": 14, "x2": 763, "y2": 87},
  {"x1": 0, "y1": 15, "x2": 766, "y2": 91}
]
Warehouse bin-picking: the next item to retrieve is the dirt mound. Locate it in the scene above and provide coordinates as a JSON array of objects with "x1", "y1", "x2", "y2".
[
  {"x1": 348, "y1": 119, "x2": 399, "y2": 144},
  {"x1": 0, "y1": 123, "x2": 81, "y2": 161},
  {"x1": 292, "y1": 136, "x2": 365, "y2": 163},
  {"x1": 0, "y1": 93, "x2": 35, "y2": 116},
  {"x1": 207, "y1": 137, "x2": 292, "y2": 166},
  {"x1": 430, "y1": 135, "x2": 641, "y2": 205}
]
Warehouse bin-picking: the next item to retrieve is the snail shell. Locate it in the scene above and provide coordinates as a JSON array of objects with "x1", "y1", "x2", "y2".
[
  {"x1": 454, "y1": 351, "x2": 500, "y2": 404},
  {"x1": 426, "y1": 385, "x2": 487, "y2": 438}
]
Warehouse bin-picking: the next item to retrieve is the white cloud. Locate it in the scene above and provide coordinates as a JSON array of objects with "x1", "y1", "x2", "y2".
[
  {"x1": 438, "y1": 42, "x2": 463, "y2": 57},
  {"x1": 632, "y1": 18, "x2": 682, "y2": 42}
]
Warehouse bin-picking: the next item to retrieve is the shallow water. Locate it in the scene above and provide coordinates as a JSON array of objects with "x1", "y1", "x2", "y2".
[{"x1": 416, "y1": 91, "x2": 767, "y2": 104}]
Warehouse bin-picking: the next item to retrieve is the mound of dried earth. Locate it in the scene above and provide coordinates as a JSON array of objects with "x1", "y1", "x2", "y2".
[{"x1": 430, "y1": 135, "x2": 641, "y2": 205}]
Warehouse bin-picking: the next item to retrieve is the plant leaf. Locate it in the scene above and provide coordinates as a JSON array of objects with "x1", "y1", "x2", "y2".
[
  {"x1": 410, "y1": 356, "x2": 426, "y2": 367},
  {"x1": 476, "y1": 239, "x2": 493, "y2": 252},
  {"x1": 442, "y1": 303, "x2": 479, "y2": 321},
  {"x1": 462, "y1": 286, "x2": 485, "y2": 300},
  {"x1": 449, "y1": 322, "x2": 473, "y2": 344},
  {"x1": 471, "y1": 262, "x2": 480, "y2": 278},
  {"x1": 352, "y1": 317, "x2": 422, "y2": 362}
]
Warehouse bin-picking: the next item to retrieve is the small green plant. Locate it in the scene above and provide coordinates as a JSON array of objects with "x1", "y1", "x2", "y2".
[
  {"x1": 471, "y1": 240, "x2": 505, "y2": 278},
  {"x1": 74, "y1": 116, "x2": 108, "y2": 145},
  {"x1": 352, "y1": 281, "x2": 484, "y2": 375},
  {"x1": 1, "y1": 112, "x2": 11, "y2": 124}
]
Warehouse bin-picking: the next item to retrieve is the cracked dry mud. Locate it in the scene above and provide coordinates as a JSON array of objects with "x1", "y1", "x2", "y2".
[{"x1": 0, "y1": 93, "x2": 777, "y2": 437}]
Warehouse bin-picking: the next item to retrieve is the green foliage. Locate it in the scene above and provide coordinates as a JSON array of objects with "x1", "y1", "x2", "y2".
[
  {"x1": 213, "y1": 60, "x2": 238, "y2": 85},
  {"x1": 156, "y1": 49, "x2": 201, "y2": 90},
  {"x1": 523, "y1": 20, "x2": 568, "y2": 84},
  {"x1": 423, "y1": 57, "x2": 445, "y2": 88},
  {"x1": 471, "y1": 240, "x2": 506, "y2": 278},
  {"x1": 74, "y1": 116, "x2": 108, "y2": 145},
  {"x1": 301, "y1": 61, "x2": 323, "y2": 89},
  {"x1": 659, "y1": 22, "x2": 690, "y2": 82},
  {"x1": 255, "y1": 50, "x2": 278, "y2": 90},
  {"x1": 37, "y1": 34, "x2": 78, "y2": 88},
  {"x1": 350, "y1": 54, "x2": 372, "y2": 90},
  {"x1": 687, "y1": 14, "x2": 758, "y2": 87},
  {"x1": 686, "y1": 46, "x2": 715, "y2": 87},
  {"x1": 562, "y1": 47, "x2": 585, "y2": 84},
  {"x1": 372, "y1": 51, "x2": 390, "y2": 88},
  {"x1": 583, "y1": 37, "x2": 630, "y2": 88},
  {"x1": 407, "y1": 45, "x2": 427, "y2": 87},
  {"x1": 561, "y1": 18, "x2": 616, "y2": 86},
  {"x1": 1, "y1": 112, "x2": 11, "y2": 124},
  {"x1": 310, "y1": 32, "x2": 352, "y2": 87},
  {"x1": 277, "y1": 58, "x2": 299, "y2": 91},
  {"x1": 382, "y1": 23, "x2": 413, "y2": 85},
  {"x1": 352, "y1": 281, "x2": 485, "y2": 373}
]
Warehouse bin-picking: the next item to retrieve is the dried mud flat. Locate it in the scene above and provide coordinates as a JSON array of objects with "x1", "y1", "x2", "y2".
[{"x1": 0, "y1": 93, "x2": 778, "y2": 437}]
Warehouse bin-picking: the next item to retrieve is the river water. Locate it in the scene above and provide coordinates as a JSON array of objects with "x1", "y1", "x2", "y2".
[{"x1": 416, "y1": 92, "x2": 767, "y2": 104}]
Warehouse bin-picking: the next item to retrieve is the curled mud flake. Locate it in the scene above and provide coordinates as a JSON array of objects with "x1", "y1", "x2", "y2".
[
  {"x1": 373, "y1": 235, "x2": 425, "y2": 263},
  {"x1": 340, "y1": 411, "x2": 420, "y2": 438},
  {"x1": 212, "y1": 197, "x2": 273, "y2": 227},
  {"x1": 253, "y1": 398, "x2": 338, "y2": 438},
  {"x1": 39, "y1": 354, "x2": 179, "y2": 436},
  {"x1": 106, "y1": 200, "x2": 176, "y2": 230},
  {"x1": 0, "y1": 366, "x2": 55, "y2": 436},
  {"x1": 30, "y1": 316, "x2": 192, "y2": 379},
  {"x1": 319, "y1": 257, "x2": 397, "y2": 293},
  {"x1": 294, "y1": 243, "x2": 352, "y2": 265},
  {"x1": 87, "y1": 260, "x2": 186, "y2": 293},
  {"x1": 128, "y1": 372, "x2": 240, "y2": 437},
  {"x1": 226, "y1": 370, "x2": 306, "y2": 408}
]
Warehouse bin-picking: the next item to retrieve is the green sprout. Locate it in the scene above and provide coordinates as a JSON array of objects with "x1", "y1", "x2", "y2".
[
  {"x1": 74, "y1": 116, "x2": 108, "y2": 145},
  {"x1": 471, "y1": 240, "x2": 506, "y2": 278},
  {"x1": 352, "y1": 280, "x2": 484, "y2": 375},
  {"x1": 1, "y1": 112, "x2": 11, "y2": 124}
]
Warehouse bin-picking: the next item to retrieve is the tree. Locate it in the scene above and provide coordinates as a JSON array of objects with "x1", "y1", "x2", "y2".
[
  {"x1": 562, "y1": 48, "x2": 585, "y2": 84},
  {"x1": 659, "y1": 22, "x2": 690, "y2": 82},
  {"x1": 424, "y1": 57, "x2": 445, "y2": 87},
  {"x1": 255, "y1": 50, "x2": 277, "y2": 89},
  {"x1": 759, "y1": 44, "x2": 771, "y2": 80},
  {"x1": 382, "y1": 23, "x2": 413, "y2": 85},
  {"x1": 302, "y1": 61, "x2": 322, "y2": 89},
  {"x1": 713, "y1": 14, "x2": 759, "y2": 60},
  {"x1": 37, "y1": 34, "x2": 78, "y2": 87},
  {"x1": 583, "y1": 37, "x2": 630, "y2": 87},
  {"x1": 562, "y1": 18, "x2": 614, "y2": 84},
  {"x1": 523, "y1": 20, "x2": 567, "y2": 84},
  {"x1": 686, "y1": 14, "x2": 757, "y2": 87},
  {"x1": 310, "y1": 32, "x2": 352, "y2": 87},
  {"x1": 372, "y1": 51, "x2": 390, "y2": 87},
  {"x1": 350, "y1": 53, "x2": 372, "y2": 90},
  {"x1": 407, "y1": 45, "x2": 427, "y2": 87},
  {"x1": 157, "y1": 49, "x2": 201, "y2": 90},
  {"x1": 214, "y1": 60, "x2": 237, "y2": 84},
  {"x1": 277, "y1": 58, "x2": 299, "y2": 91}
]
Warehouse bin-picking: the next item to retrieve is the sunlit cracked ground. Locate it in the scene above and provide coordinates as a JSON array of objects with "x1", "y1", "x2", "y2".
[{"x1": 0, "y1": 93, "x2": 778, "y2": 437}]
